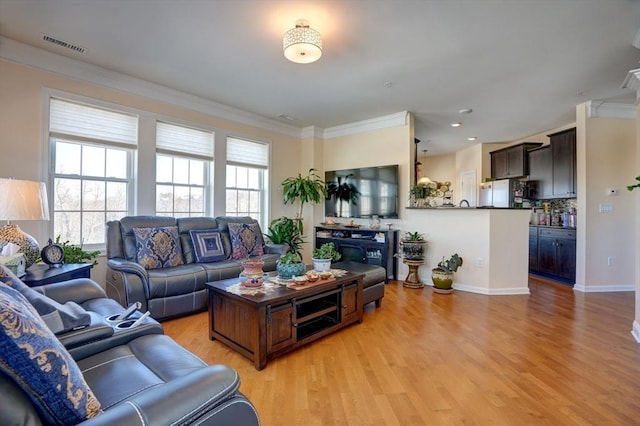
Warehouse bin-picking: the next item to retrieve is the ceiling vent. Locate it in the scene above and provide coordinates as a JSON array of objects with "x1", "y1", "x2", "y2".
[{"x1": 42, "y1": 34, "x2": 87, "y2": 54}]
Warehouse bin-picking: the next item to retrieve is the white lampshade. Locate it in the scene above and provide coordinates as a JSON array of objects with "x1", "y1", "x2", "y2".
[
  {"x1": 0, "y1": 178, "x2": 50, "y2": 268},
  {"x1": 283, "y1": 20, "x2": 322, "y2": 64}
]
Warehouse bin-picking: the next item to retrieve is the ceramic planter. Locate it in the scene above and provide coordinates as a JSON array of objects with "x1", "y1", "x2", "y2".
[
  {"x1": 401, "y1": 240, "x2": 427, "y2": 260},
  {"x1": 277, "y1": 262, "x2": 306, "y2": 279},
  {"x1": 431, "y1": 268, "x2": 454, "y2": 294},
  {"x1": 312, "y1": 258, "x2": 332, "y2": 272}
]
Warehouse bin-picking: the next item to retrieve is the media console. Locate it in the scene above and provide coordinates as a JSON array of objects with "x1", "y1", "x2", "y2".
[{"x1": 315, "y1": 225, "x2": 398, "y2": 280}]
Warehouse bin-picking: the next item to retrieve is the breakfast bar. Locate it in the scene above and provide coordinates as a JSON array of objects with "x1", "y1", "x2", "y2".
[{"x1": 403, "y1": 207, "x2": 531, "y2": 295}]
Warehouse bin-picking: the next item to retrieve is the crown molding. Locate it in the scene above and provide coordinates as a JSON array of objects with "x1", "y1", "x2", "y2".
[
  {"x1": 622, "y1": 68, "x2": 640, "y2": 103},
  {"x1": 586, "y1": 101, "x2": 636, "y2": 119},
  {"x1": 322, "y1": 111, "x2": 409, "y2": 139},
  {"x1": 301, "y1": 126, "x2": 324, "y2": 140},
  {"x1": 0, "y1": 36, "x2": 303, "y2": 138}
]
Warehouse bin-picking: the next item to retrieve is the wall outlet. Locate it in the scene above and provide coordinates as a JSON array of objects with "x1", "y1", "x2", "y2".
[
  {"x1": 476, "y1": 257, "x2": 484, "y2": 268},
  {"x1": 607, "y1": 256, "x2": 614, "y2": 267},
  {"x1": 599, "y1": 203, "x2": 613, "y2": 213}
]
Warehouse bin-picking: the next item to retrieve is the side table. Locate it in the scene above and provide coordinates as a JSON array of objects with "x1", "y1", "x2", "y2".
[
  {"x1": 402, "y1": 259, "x2": 425, "y2": 289},
  {"x1": 21, "y1": 263, "x2": 94, "y2": 287}
]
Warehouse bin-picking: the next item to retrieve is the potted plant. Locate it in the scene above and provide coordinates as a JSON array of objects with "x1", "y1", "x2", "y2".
[
  {"x1": 276, "y1": 252, "x2": 306, "y2": 279},
  {"x1": 400, "y1": 231, "x2": 427, "y2": 260},
  {"x1": 312, "y1": 242, "x2": 341, "y2": 272},
  {"x1": 281, "y1": 168, "x2": 328, "y2": 222},
  {"x1": 264, "y1": 216, "x2": 304, "y2": 256},
  {"x1": 431, "y1": 253, "x2": 463, "y2": 294}
]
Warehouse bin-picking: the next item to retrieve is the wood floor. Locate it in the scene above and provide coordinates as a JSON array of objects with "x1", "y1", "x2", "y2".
[{"x1": 163, "y1": 277, "x2": 640, "y2": 426}]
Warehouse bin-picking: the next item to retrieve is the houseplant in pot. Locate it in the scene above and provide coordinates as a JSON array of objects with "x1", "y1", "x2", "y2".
[
  {"x1": 276, "y1": 252, "x2": 306, "y2": 279},
  {"x1": 312, "y1": 242, "x2": 341, "y2": 272},
  {"x1": 431, "y1": 253, "x2": 463, "y2": 294},
  {"x1": 400, "y1": 231, "x2": 427, "y2": 260},
  {"x1": 264, "y1": 216, "x2": 304, "y2": 257},
  {"x1": 281, "y1": 168, "x2": 327, "y2": 225}
]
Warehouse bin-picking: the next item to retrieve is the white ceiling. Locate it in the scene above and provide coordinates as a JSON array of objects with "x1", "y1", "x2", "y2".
[{"x1": 1, "y1": 0, "x2": 638, "y2": 154}]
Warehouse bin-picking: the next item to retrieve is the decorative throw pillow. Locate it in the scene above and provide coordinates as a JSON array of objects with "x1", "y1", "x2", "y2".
[
  {"x1": 0, "y1": 265, "x2": 90, "y2": 334},
  {"x1": 0, "y1": 285, "x2": 101, "y2": 425},
  {"x1": 133, "y1": 226, "x2": 184, "y2": 270},
  {"x1": 228, "y1": 222, "x2": 264, "y2": 260},
  {"x1": 189, "y1": 230, "x2": 227, "y2": 263}
]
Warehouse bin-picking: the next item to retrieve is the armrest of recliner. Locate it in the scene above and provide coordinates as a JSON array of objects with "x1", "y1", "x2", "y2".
[
  {"x1": 35, "y1": 278, "x2": 107, "y2": 304},
  {"x1": 106, "y1": 258, "x2": 150, "y2": 310},
  {"x1": 78, "y1": 366, "x2": 259, "y2": 426},
  {"x1": 57, "y1": 312, "x2": 114, "y2": 350},
  {"x1": 107, "y1": 258, "x2": 148, "y2": 281}
]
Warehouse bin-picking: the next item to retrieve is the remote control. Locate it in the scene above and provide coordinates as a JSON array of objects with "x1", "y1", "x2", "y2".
[
  {"x1": 116, "y1": 301, "x2": 141, "y2": 321},
  {"x1": 129, "y1": 311, "x2": 150, "y2": 328}
]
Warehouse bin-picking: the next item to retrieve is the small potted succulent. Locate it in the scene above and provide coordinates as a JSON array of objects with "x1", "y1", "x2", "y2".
[
  {"x1": 312, "y1": 242, "x2": 341, "y2": 272},
  {"x1": 276, "y1": 252, "x2": 305, "y2": 279},
  {"x1": 431, "y1": 253, "x2": 463, "y2": 294},
  {"x1": 400, "y1": 231, "x2": 427, "y2": 260}
]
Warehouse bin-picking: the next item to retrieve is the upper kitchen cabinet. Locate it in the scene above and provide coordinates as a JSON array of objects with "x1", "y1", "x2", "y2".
[
  {"x1": 550, "y1": 128, "x2": 576, "y2": 198},
  {"x1": 527, "y1": 127, "x2": 576, "y2": 199},
  {"x1": 490, "y1": 142, "x2": 543, "y2": 179}
]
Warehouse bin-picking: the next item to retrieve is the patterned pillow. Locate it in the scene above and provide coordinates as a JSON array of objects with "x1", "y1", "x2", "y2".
[
  {"x1": 133, "y1": 226, "x2": 184, "y2": 270},
  {"x1": 189, "y1": 230, "x2": 227, "y2": 263},
  {"x1": 228, "y1": 222, "x2": 264, "y2": 260},
  {"x1": 0, "y1": 284, "x2": 101, "y2": 425}
]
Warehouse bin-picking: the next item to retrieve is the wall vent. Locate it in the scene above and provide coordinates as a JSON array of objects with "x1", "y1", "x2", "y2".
[{"x1": 42, "y1": 34, "x2": 87, "y2": 54}]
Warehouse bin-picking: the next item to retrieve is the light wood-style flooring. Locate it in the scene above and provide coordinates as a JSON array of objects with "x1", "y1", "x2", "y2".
[{"x1": 163, "y1": 277, "x2": 640, "y2": 426}]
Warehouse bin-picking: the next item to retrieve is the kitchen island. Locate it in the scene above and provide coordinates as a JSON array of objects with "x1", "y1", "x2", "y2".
[{"x1": 403, "y1": 207, "x2": 531, "y2": 295}]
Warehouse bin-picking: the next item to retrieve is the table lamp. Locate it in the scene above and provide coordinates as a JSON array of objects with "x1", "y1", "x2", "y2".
[{"x1": 0, "y1": 178, "x2": 50, "y2": 268}]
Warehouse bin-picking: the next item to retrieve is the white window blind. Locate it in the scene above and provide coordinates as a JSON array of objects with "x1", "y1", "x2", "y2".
[
  {"x1": 156, "y1": 122, "x2": 214, "y2": 160},
  {"x1": 227, "y1": 137, "x2": 268, "y2": 168},
  {"x1": 50, "y1": 98, "x2": 138, "y2": 146}
]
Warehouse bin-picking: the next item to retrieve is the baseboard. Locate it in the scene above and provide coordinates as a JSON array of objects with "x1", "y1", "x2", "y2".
[
  {"x1": 573, "y1": 284, "x2": 636, "y2": 292},
  {"x1": 632, "y1": 321, "x2": 640, "y2": 343},
  {"x1": 452, "y1": 283, "x2": 530, "y2": 296}
]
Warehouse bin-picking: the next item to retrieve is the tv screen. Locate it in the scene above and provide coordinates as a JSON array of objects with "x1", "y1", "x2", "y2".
[{"x1": 325, "y1": 165, "x2": 399, "y2": 219}]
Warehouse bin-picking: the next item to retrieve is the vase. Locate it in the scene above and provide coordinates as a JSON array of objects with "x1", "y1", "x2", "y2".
[
  {"x1": 401, "y1": 240, "x2": 427, "y2": 260},
  {"x1": 312, "y1": 258, "x2": 331, "y2": 272}
]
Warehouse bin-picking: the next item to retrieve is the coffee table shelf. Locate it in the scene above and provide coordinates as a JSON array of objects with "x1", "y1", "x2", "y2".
[{"x1": 206, "y1": 271, "x2": 364, "y2": 370}]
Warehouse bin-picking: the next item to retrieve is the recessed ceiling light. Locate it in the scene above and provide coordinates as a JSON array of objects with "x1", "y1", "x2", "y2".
[
  {"x1": 384, "y1": 82, "x2": 393, "y2": 88},
  {"x1": 458, "y1": 108, "x2": 473, "y2": 114},
  {"x1": 467, "y1": 137, "x2": 477, "y2": 141},
  {"x1": 450, "y1": 122, "x2": 462, "y2": 128},
  {"x1": 278, "y1": 114, "x2": 296, "y2": 121}
]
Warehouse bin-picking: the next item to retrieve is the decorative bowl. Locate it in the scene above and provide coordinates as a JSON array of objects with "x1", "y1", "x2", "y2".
[
  {"x1": 319, "y1": 271, "x2": 333, "y2": 280},
  {"x1": 305, "y1": 271, "x2": 320, "y2": 282},
  {"x1": 292, "y1": 275, "x2": 307, "y2": 284}
]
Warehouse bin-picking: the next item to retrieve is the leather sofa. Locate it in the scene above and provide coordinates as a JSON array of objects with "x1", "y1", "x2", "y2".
[
  {"x1": 0, "y1": 270, "x2": 260, "y2": 426},
  {"x1": 106, "y1": 215, "x2": 285, "y2": 321}
]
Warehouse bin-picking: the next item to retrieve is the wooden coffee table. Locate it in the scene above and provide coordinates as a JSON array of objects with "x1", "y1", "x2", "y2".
[{"x1": 206, "y1": 270, "x2": 364, "y2": 370}]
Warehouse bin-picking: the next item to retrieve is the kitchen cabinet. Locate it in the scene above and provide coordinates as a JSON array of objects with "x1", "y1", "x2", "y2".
[
  {"x1": 528, "y1": 226, "x2": 538, "y2": 271},
  {"x1": 490, "y1": 142, "x2": 542, "y2": 179},
  {"x1": 532, "y1": 227, "x2": 576, "y2": 283},
  {"x1": 550, "y1": 128, "x2": 576, "y2": 197},
  {"x1": 527, "y1": 146, "x2": 552, "y2": 199}
]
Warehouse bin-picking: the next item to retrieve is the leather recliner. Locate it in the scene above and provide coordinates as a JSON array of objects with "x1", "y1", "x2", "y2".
[{"x1": 0, "y1": 276, "x2": 260, "y2": 426}]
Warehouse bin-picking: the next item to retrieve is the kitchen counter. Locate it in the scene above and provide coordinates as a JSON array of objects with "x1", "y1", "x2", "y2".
[{"x1": 406, "y1": 206, "x2": 530, "y2": 210}]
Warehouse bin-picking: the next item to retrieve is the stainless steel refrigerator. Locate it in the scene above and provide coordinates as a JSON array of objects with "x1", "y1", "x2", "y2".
[{"x1": 479, "y1": 179, "x2": 516, "y2": 207}]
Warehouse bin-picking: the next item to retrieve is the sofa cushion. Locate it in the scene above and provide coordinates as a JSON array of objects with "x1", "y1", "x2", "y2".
[
  {"x1": 177, "y1": 217, "x2": 219, "y2": 263},
  {"x1": 189, "y1": 229, "x2": 227, "y2": 263},
  {"x1": 0, "y1": 284, "x2": 101, "y2": 425},
  {"x1": 228, "y1": 222, "x2": 264, "y2": 260},
  {"x1": 120, "y1": 216, "x2": 177, "y2": 261},
  {"x1": 133, "y1": 226, "x2": 184, "y2": 270},
  {"x1": 0, "y1": 264, "x2": 91, "y2": 334}
]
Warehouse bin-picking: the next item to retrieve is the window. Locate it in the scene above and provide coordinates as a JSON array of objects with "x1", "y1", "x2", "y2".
[
  {"x1": 155, "y1": 122, "x2": 213, "y2": 217},
  {"x1": 225, "y1": 137, "x2": 269, "y2": 227},
  {"x1": 49, "y1": 98, "x2": 137, "y2": 247}
]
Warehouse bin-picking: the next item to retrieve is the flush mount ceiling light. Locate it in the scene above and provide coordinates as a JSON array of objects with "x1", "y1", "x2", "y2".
[
  {"x1": 450, "y1": 122, "x2": 462, "y2": 128},
  {"x1": 283, "y1": 19, "x2": 322, "y2": 64}
]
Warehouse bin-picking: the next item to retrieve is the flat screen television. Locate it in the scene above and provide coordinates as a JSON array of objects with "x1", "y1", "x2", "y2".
[{"x1": 324, "y1": 165, "x2": 399, "y2": 219}]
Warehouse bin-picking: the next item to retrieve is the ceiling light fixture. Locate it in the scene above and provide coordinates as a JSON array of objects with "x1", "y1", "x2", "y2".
[
  {"x1": 458, "y1": 108, "x2": 473, "y2": 114},
  {"x1": 467, "y1": 137, "x2": 477, "y2": 141},
  {"x1": 450, "y1": 122, "x2": 462, "y2": 128},
  {"x1": 283, "y1": 20, "x2": 322, "y2": 64}
]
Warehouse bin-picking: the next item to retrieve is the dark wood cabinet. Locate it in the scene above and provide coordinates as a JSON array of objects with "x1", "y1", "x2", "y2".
[
  {"x1": 550, "y1": 128, "x2": 576, "y2": 197},
  {"x1": 490, "y1": 142, "x2": 542, "y2": 179},
  {"x1": 527, "y1": 128, "x2": 577, "y2": 200},
  {"x1": 528, "y1": 226, "x2": 538, "y2": 271},
  {"x1": 527, "y1": 146, "x2": 553, "y2": 199},
  {"x1": 531, "y1": 227, "x2": 576, "y2": 283},
  {"x1": 315, "y1": 226, "x2": 398, "y2": 280}
]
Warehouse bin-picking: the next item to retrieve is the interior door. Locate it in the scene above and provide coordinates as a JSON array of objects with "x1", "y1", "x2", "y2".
[{"x1": 460, "y1": 170, "x2": 477, "y2": 206}]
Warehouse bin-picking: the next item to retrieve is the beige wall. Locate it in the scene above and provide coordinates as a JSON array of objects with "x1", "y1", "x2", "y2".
[
  {"x1": 575, "y1": 103, "x2": 636, "y2": 290},
  {"x1": 0, "y1": 60, "x2": 302, "y2": 285}
]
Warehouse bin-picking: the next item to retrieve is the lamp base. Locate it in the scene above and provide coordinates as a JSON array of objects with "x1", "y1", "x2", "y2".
[{"x1": 0, "y1": 224, "x2": 40, "y2": 268}]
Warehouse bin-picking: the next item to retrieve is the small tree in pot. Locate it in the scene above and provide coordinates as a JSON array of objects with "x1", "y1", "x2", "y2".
[{"x1": 431, "y1": 253, "x2": 463, "y2": 294}]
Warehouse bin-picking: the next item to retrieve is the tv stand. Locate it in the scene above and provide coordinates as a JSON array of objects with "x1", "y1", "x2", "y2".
[{"x1": 315, "y1": 225, "x2": 398, "y2": 280}]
